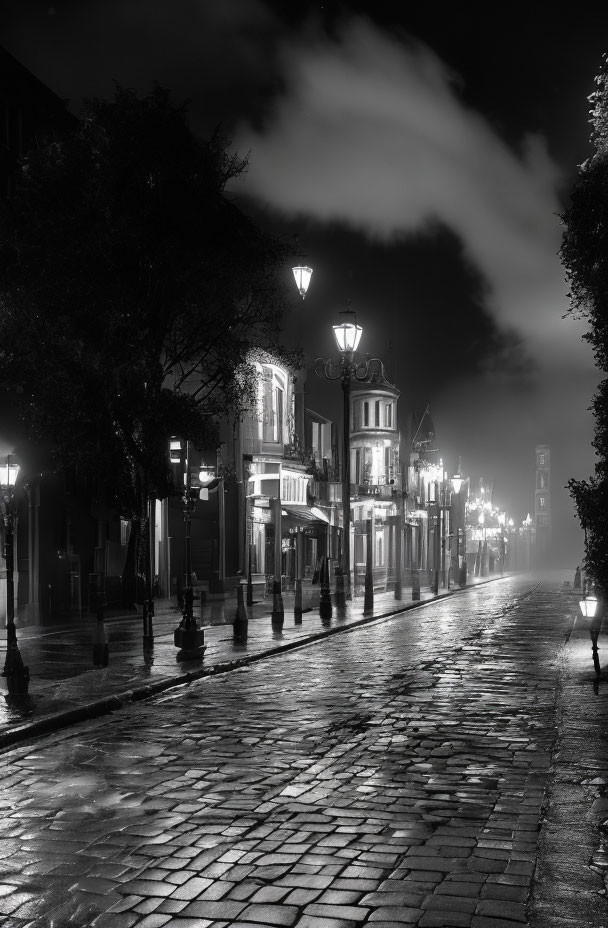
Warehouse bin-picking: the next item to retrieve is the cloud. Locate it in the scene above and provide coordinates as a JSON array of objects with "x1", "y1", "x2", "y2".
[{"x1": 234, "y1": 15, "x2": 590, "y2": 366}]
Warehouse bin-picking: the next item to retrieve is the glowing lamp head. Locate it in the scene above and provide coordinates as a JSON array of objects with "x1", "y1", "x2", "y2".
[
  {"x1": 579, "y1": 595, "x2": 599, "y2": 618},
  {"x1": 451, "y1": 475, "x2": 463, "y2": 494},
  {"x1": 199, "y1": 467, "x2": 215, "y2": 486},
  {"x1": 333, "y1": 320, "x2": 363, "y2": 353},
  {"x1": 292, "y1": 265, "x2": 313, "y2": 299},
  {"x1": 0, "y1": 458, "x2": 19, "y2": 488},
  {"x1": 498, "y1": 512, "x2": 506, "y2": 526},
  {"x1": 478, "y1": 513, "x2": 485, "y2": 525}
]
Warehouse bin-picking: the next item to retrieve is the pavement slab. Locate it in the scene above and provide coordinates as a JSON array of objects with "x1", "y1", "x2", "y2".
[{"x1": 0, "y1": 573, "x2": 606, "y2": 927}]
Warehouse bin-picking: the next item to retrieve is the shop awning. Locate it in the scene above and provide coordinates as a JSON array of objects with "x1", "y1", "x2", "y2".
[{"x1": 281, "y1": 505, "x2": 331, "y2": 524}]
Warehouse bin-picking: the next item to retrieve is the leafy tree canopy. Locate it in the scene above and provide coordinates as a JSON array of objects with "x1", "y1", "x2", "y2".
[
  {"x1": 0, "y1": 84, "x2": 301, "y2": 517},
  {"x1": 562, "y1": 54, "x2": 608, "y2": 588}
]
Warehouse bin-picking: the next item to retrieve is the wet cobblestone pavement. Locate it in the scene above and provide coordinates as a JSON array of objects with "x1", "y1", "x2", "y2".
[{"x1": 0, "y1": 574, "x2": 606, "y2": 927}]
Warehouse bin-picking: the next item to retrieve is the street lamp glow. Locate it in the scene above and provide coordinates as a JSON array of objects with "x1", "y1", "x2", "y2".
[
  {"x1": 292, "y1": 265, "x2": 313, "y2": 299},
  {"x1": 579, "y1": 595, "x2": 599, "y2": 618},
  {"x1": 333, "y1": 320, "x2": 363, "y2": 353},
  {"x1": 0, "y1": 458, "x2": 19, "y2": 488},
  {"x1": 451, "y1": 475, "x2": 463, "y2": 494}
]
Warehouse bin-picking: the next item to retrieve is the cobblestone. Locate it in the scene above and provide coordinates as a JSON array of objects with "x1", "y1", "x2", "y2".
[{"x1": 0, "y1": 576, "x2": 605, "y2": 927}]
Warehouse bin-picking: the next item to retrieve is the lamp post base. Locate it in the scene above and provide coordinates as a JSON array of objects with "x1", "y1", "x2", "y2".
[
  {"x1": 143, "y1": 599, "x2": 154, "y2": 649},
  {"x1": 233, "y1": 586, "x2": 249, "y2": 643},
  {"x1": 2, "y1": 623, "x2": 30, "y2": 697},
  {"x1": 174, "y1": 588, "x2": 206, "y2": 655},
  {"x1": 271, "y1": 580, "x2": 284, "y2": 630}
]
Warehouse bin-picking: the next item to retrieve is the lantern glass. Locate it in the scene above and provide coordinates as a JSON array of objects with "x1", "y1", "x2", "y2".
[
  {"x1": 451, "y1": 475, "x2": 463, "y2": 494},
  {"x1": 199, "y1": 467, "x2": 215, "y2": 486},
  {"x1": 292, "y1": 266, "x2": 313, "y2": 298},
  {"x1": 579, "y1": 595, "x2": 598, "y2": 618},
  {"x1": 0, "y1": 460, "x2": 19, "y2": 488},
  {"x1": 333, "y1": 322, "x2": 363, "y2": 353}
]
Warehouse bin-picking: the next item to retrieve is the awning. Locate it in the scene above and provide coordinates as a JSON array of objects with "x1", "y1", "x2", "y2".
[{"x1": 281, "y1": 505, "x2": 330, "y2": 524}]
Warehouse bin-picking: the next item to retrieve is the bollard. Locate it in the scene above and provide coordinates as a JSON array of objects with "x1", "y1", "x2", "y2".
[
  {"x1": 412, "y1": 570, "x2": 420, "y2": 601},
  {"x1": 364, "y1": 518, "x2": 374, "y2": 615},
  {"x1": 294, "y1": 577, "x2": 303, "y2": 625},
  {"x1": 459, "y1": 562, "x2": 467, "y2": 588},
  {"x1": 233, "y1": 585, "x2": 249, "y2": 642},
  {"x1": 271, "y1": 579, "x2": 284, "y2": 630},
  {"x1": 143, "y1": 599, "x2": 154, "y2": 649},
  {"x1": 335, "y1": 567, "x2": 346, "y2": 611},
  {"x1": 93, "y1": 608, "x2": 109, "y2": 667},
  {"x1": 319, "y1": 556, "x2": 333, "y2": 623}
]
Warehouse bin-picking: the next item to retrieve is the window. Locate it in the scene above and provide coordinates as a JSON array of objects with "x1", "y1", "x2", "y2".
[
  {"x1": 260, "y1": 364, "x2": 286, "y2": 443},
  {"x1": 385, "y1": 404, "x2": 392, "y2": 428},
  {"x1": 312, "y1": 421, "x2": 320, "y2": 461},
  {"x1": 363, "y1": 402, "x2": 369, "y2": 427},
  {"x1": 375, "y1": 401, "x2": 380, "y2": 427}
]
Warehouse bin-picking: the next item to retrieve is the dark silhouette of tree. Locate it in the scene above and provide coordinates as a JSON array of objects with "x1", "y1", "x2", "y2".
[
  {"x1": 0, "y1": 84, "x2": 300, "y2": 604},
  {"x1": 562, "y1": 55, "x2": 608, "y2": 588}
]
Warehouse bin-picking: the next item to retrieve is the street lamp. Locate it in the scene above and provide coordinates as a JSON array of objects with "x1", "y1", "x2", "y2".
[
  {"x1": 523, "y1": 513, "x2": 533, "y2": 570},
  {"x1": 450, "y1": 474, "x2": 466, "y2": 587},
  {"x1": 315, "y1": 307, "x2": 384, "y2": 601},
  {"x1": 579, "y1": 586, "x2": 602, "y2": 675},
  {"x1": 292, "y1": 265, "x2": 313, "y2": 299},
  {"x1": 0, "y1": 455, "x2": 29, "y2": 698},
  {"x1": 169, "y1": 437, "x2": 206, "y2": 656}
]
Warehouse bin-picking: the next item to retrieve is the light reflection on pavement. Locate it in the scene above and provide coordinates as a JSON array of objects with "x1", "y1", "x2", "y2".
[{"x1": 0, "y1": 575, "x2": 605, "y2": 927}]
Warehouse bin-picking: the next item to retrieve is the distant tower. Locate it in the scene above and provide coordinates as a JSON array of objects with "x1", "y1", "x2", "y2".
[{"x1": 534, "y1": 444, "x2": 552, "y2": 566}]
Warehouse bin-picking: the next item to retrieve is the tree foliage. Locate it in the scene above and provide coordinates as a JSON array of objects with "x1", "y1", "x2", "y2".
[
  {"x1": 562, "y1": 54, "x2": 608, "y2": 588},
  {"x1": 0, "y1": 84, "x2": 300, "y2": 519}
]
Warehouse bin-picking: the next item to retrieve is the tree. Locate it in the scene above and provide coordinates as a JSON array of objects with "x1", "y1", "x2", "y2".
[
  {"x1": 0, "y1": 85, "x2": 300, "y2": 604},
  {"x1": 561, "y1": 55, "x2": 608, "y2": 589}
]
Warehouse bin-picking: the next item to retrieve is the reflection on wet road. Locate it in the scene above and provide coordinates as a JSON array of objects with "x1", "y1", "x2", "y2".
[{"x1": 0, "y1": 577, "x2": 592, "y2": 926}]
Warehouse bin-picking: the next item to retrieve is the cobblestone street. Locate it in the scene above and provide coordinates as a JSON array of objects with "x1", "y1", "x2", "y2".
[{"x1": 0, "y1": 574, "x2": 606, "y2": 928}]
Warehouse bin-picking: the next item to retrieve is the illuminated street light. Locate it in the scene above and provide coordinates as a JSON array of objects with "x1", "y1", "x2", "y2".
[
  {"x1": 170, "y1": 437, "x2": 206, "y2": 657},
  {"x1": 450, "y1": 474, "x2": 463, "y2": 495},
  {"x1": 292, "y1": 265, "x2": 313, "y2": 299},
  {"x1": 0, "y1": 455, "x2": 29, "y2": 698},
  {"x1": 315, "y1": 306, "x2": 385, "y2": 602},
  {"x1": 579, "y1": 586, "x2": 602, "y2": 675}
]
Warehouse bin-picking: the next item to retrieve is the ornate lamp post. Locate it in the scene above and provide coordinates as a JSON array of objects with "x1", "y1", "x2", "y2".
[
  {"x1": 170, "y1": 437, "x2": 206, "y2": 657},
  {"x1": 523, "y1": 513, "x2": 533, "y2": 570},
  {"x1": 450, "y1": 474, "x2": 466, "y2": 587},
  {"x1": 579, "y1": 586, "x2": 602, "y2": 675},
  {"x1": 315, "y1": 307, "x2": 383, "y2": 601},
  {"x1": 0, "y1": 456, "x2": 29, "y2": 698}
]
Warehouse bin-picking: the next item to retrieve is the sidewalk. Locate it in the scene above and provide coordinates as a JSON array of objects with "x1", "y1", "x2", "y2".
[{"x1": 0, "y1": 574, "x2": 511, "y2": 751}]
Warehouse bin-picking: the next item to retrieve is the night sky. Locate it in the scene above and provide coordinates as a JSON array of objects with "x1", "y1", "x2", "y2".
[{"x1": 4, "y1": 1, "x2": 608, "y2": 563}]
